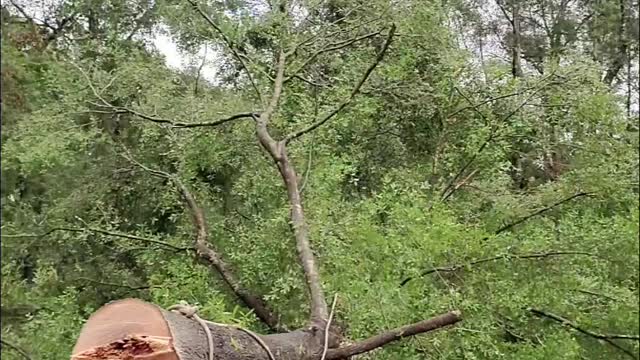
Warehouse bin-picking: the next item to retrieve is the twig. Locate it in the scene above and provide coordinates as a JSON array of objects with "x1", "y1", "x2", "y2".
[
  {"x1": 0, "y1": 339, "x2": 32, "y2": 360},
  {"x1": 73, "y1": 277, "x2": 154, "y2": 291},
  {"x1": 2, "y1": 227, "x2": 190, "y2": 252},
  {"x1": 400, "y1": 250, "x2": 595, "y2": 287},
  {"x1": 321, "y1": 294, "x2": 339, "y2": 360},
  {"x1": 325, "y1": 311, "x2": 462, "y2": 359},
  {"x1": 285, "y1": 24, "x2": 396, "y2": 142},
  {"x1": 528, "y1": 307, "x2": 639, "y2": 359}
]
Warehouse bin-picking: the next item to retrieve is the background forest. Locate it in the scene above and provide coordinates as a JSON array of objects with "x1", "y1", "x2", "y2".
[{"x1": 1, "y1": 0, "x2": 639, "y2": 358}]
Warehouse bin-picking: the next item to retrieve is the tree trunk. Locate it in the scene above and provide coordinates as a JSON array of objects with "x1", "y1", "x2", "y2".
[{"x1": 70, "y1": 299, "x2": 326, "y2": 360}]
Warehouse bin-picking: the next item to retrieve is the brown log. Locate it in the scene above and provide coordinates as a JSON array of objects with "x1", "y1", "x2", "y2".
[
  {"x1": 70, "y1": 299, "x2": 460, "y2": 359},
  {"x1": 70, "y1": 299, "x2": 322, "y2": 360}
]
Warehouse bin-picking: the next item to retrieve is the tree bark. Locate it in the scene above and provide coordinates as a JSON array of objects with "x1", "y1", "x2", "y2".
[{"x1": 70, "y1": 299, "x2": 461, "y2": 360}]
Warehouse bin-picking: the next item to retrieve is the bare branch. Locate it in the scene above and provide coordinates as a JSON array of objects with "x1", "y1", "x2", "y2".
[
  {"x1": 73, "y1": 62, "x2": 258, "y2": 127},
  {"x1": 90, "y1": 106, "x2": 258, "y2": 128},
  {"x1": 284, "y1": 24, "x2": 396, "y2": 143},
  {"x1": 325, "y1": 311, "x2": 462, "y2": 359},
  {"x1": 253, "y1": 46, "x2": 332, "y2": 321},
  {"x1": 186, "y1": 0, "x2": 263, "y2": 103},
  {"x1": 400, "y1": 250, "x2": 596, "y2": 287},
  {"x1": 528, "y1": 308, "x2": 639, "y2": 359},
  {"x1": 285, "y1": 30, "x2": 383, "y2": 82}
]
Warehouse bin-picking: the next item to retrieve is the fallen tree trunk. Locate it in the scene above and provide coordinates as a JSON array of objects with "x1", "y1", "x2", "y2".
[
  {"x1": 71, "y1": 298, "x2": 325, "y2": 360},
  {"x1": 70, "y1": 298, "x2": 462, "y2": 360}
]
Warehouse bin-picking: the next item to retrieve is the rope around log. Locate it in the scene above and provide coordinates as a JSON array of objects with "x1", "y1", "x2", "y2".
[{"x1": 168, "y1": 302, "x2": 276, "y2": 360}]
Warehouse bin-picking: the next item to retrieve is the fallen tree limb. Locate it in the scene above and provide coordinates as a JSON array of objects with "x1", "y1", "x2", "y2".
[
  {"x1": 70, "y1": 299, "x2": 461, "y2": 360},
  {"x1": 325, "y1": 311, "x2": 462, "y2": 359}
]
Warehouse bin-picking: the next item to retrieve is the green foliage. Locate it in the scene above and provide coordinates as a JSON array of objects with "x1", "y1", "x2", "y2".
[{"x1": 1, "y1": 0, "x2": 638, "y2": 359}]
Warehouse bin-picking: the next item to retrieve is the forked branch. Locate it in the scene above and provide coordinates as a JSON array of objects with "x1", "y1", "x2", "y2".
[{"x1": 284, "y1": 24, "x2": 396, "y2": 143}]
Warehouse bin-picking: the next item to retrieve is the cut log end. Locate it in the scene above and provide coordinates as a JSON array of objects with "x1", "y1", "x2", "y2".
[
  {"x1": 71, "y1": 335, "x2": 174, "y2": 360},
  {"x1": 71, "y1": 298, "x2": 178, "y2": 360}
]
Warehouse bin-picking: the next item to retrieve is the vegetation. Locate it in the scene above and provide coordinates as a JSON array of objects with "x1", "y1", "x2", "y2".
[{"x1": 1, "y1": 0, "x2": 638, "y2": 358}]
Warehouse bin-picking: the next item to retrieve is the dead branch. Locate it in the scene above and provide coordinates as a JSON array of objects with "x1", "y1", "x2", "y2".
[
  {"x1": 571, "y1": 289, "x2": 621, "y2": 302},
  {"x1": 325, "y1": 311, "x2": 462, "y2": 358},
  {"x1": 0, "y1": 338, "x2": 32, "y2": 360},
  {"x1": 284, "y1": 24, "x2": 396, "y2": 143},
  {"x1": 528, "y1": 307, "x2": 639, "y2": 359},
  {"x1": 400, "y1": 250, "x2": 595, "y2": 287},
  {"x1": 126, "y1": 154, "x2": 285, "y2": 332}
]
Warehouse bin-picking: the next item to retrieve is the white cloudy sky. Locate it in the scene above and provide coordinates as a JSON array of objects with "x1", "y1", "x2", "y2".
[{"x1": 151, "y1": 29, "x2": 221, "y2": 82}]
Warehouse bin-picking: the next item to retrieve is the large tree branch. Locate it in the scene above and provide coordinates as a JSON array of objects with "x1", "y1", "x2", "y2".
[
  {"x1": 254, "y1": 47, "x2": 331, "y2": 321},
  {"x1": 125, "y1": 154, "x2": 285, "y2": 332},
  {"x1": 528, "y1": 308, "x2": 639, "y2": 359},
  {"x1": 284, "y1": 24, "x2": 396, "y2": 143},
  {"x1": 325, "y1": 311, "x2": 462, "y2": 358}
]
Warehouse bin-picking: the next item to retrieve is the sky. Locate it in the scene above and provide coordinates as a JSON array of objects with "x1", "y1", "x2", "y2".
[{"x1": 151, "y1": 29, "x2": 221, "y2": 82}]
